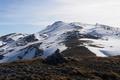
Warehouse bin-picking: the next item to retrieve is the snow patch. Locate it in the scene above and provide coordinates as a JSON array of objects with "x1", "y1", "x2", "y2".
[{"x1": 80, "y1": 37, "x2": 120, "y2": 57}]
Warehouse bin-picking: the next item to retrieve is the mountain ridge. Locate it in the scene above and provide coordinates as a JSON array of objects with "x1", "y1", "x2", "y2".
[{"x1": 0, "y1": 21, "x2": 120, "y2": 63}]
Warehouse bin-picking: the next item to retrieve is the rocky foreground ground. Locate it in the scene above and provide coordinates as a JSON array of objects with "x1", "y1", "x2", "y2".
[{"x1": 0, "y1": 54, "x2": 119, "y2": 80}]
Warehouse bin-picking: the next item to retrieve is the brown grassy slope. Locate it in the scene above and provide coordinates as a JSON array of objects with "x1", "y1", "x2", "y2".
[{"x1": 0, "y1": 56, "x2": 119, "y2": 80}]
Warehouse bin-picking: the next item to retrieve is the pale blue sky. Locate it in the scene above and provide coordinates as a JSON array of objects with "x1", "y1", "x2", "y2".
[
  {"x1": 0, "y1": 0, "x2": 58, "y2": 35},
  {"x1": 1, "y1": 0, "x2": 120, "y2": 35}
]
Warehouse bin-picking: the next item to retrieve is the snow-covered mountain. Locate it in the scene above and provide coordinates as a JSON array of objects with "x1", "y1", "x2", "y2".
[{"x1": 0, "y1": 21, "x2": 120, "y2": 63}]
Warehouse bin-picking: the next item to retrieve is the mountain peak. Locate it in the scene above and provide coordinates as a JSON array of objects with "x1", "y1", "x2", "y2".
[
  {"x1": 51, "y1": 21, "x2": 65, "y2": 27},
  {"x1": 53, "y1": 21, "x2": 64, "y2": 24}
]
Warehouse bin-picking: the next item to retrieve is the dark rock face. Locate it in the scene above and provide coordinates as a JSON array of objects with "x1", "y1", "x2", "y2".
[
  {"x1": 23, "y1": 34, "x2": 38, "y2": 43},
  {"x1": 17, "y1": 47, "x2": 43, "y2": 60},
  {"x1": 65, "y1": 31, "x2": 80, "y2": 41},
  {"x1": 64, "y1": 30, "x2": 100, "y2": 43},
  {"x1": 0, "y1": 55, "x2": 4, "y2": 60},
  {"x1": 34, "y1": 47, "x2": 43, "y2": 58},
  {"x1": 4, "y1": 38, "x2": 15, "y2": 43},
  {"x1": 69, "y1": 23, "x2": 83, "y2": 29},
  {"x1": 83, "y1": 33, "x2": 100, "y2": 39},
  {"x1": 17, "y1": 43, "x2": 43, "y2": 60},
  {"x1": 0, "y1": 33, "x2": 16, "y2": 41},
  {"x1": 45, "y1": 49, "x2": 66, "y2": 65}
]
